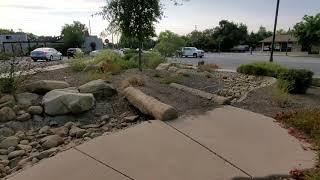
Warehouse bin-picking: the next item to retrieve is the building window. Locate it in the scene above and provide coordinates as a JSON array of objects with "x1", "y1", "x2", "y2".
[{"x1": 5, "y1": 36, "x2": 12, "y2": 40}]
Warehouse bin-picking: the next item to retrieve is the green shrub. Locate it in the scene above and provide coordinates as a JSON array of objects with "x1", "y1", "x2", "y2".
[
  {"x1": 237, "y1": 62, "x2": 287, "y2": 77},
  {"x1": 273, "y1": 80, "x2": 290, "y2": 107},
  {"x1": 278, "y1": 69, "x2": 314, "y2": 94},
  {"x1": 68, "y1": 58, "x2": 87, "y2": 72},
  {"x1": 130, "y1": 52, "x2": 165, "y2": 69},
  {"x1": 124, "y1": 53, "x2": 137, "y2": 61}
]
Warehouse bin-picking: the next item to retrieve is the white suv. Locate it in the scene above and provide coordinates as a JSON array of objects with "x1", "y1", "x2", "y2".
[{"x1": 177, "y1": 47, "x2": 204, "y2": 58}]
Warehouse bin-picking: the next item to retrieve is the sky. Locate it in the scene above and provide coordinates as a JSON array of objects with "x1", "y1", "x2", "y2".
[{"x1": 0, "y1": 0, "x2": 319, "y2": 41}]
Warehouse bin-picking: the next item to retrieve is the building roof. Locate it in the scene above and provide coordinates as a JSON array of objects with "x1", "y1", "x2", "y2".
[{"x1": 260, "y1": 34, "x2": 298, "y2": 43}]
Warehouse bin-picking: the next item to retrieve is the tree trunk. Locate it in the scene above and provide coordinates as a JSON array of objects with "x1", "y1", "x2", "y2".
[{"x1": 138, "y1": 41, "x2": 142, "y2": 71}]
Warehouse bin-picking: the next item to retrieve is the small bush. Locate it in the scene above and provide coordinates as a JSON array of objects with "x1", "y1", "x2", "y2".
[
  {"x1": 124, "y1": 53, "x2": 137, "y2": 61},
  {"x1": 160, "y1": 75, "x2": 182, "y2": 84},
  {"x1": 121, "y1": 75, "x2": 145, "y2": 89},
  {"x1": 198, "y1": 64, "x2": 219, "y2": 72},
  {"x1": 68, "y1": 58, "x2": 87, "y2": 72},
  {"x1": 237, "y1": 62, "x2": 287, "y2": 77},
  {"x1": 130, "y1": 52, "x2": 165, "y2": 69},
  {"x1": 100, "y1": 62, "x2": 122, "y2": 75},
  {"x1": 278, "y1": 69, "x2": 314, "y2": 94}
]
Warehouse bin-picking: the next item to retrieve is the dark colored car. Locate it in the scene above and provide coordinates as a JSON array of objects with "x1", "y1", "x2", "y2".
[{"x1": 67, "y1": 48, "x2": 83, "y2": 58}]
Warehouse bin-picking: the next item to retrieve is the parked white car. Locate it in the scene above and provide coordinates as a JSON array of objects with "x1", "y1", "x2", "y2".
[
  {"x1": 30, "y1": 48, "x2": 62, "y2": 62},
  {"x1": 177, "y1": 47, "x2": 204, "y2": 58}
]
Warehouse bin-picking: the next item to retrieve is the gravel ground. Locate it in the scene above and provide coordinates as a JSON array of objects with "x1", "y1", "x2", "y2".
[{"x1": 234, "y1": 85, "x2": 320, "y2": 118}]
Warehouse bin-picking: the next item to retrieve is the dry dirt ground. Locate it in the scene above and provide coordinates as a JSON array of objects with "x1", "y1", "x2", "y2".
[{"x1": 234, "y1": 85, "x2": 320, "y2": 118}]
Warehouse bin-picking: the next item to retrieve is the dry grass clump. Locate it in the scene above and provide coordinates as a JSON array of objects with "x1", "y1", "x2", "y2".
[{"x1": 121, "y1": 75, "x2": 145, "y2": 89}]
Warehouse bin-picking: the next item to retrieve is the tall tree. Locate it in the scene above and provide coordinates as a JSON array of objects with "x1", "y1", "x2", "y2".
[
  {"x1": 100, "y1": 0, "x2": 162, "y2": 71},
  {"x1": 155, "y1": 30, "x2": 185, "y2": 57},
  {"x1": 213, "y1": 20, "x2": 248, "y2": 51},
  {"x1": 61, "y1": 21, "x2": 88, "y2": 48},
  {"x1": 0, "y1": 28, "x2": 14, "y2": 35},
  {"x1": 293, "y1": 13, "x2": 320, "y2": 53}
]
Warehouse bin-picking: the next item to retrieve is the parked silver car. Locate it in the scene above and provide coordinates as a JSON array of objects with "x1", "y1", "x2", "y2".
[
  {"x1": 177, "y1": 47, "x2": 204, "y2": 58},
  {"x1": 30, "y1": 48, "x2": 63, "y2": 62}
]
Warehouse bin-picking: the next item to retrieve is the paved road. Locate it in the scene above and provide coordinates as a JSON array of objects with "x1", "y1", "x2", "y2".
[{"x1": 169, "y1": 53, "x2": 320, "y2": 76}]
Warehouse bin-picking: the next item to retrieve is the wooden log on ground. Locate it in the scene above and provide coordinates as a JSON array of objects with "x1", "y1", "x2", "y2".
[
  {"x1": 170, "y1": 83, "x2": 230, "y2": 105},
  {"x1": 123, "y1": 87, "x2": 178, "y2": 121}
]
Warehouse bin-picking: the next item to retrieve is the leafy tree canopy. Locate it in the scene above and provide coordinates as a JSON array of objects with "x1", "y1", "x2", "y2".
[
  {"x1": 0, "y1": 28, "x2": 14, "y2": 35},
  {"x1": 155, "y1": 30, "x2": 185, "y2": 57},
  {"x1": 61, "y1": 21, "x2": 88, "y2": 48},
  {"x1": 293, "y1": 13, "x2": 320, "y2": 52}
]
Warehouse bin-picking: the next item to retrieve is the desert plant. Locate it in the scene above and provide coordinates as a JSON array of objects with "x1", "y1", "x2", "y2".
[
  {"x1": 237, "y1": 62, "x2": 287, "y2": 77},
  {"x1": 198, "y1": 64, "x2": 220, "y2": 73},
  {"x1": 68, "y1": 58, "x2": 87, "y2": 72},
  {"x1": 278, "y1": 69, "x2": 314, "y2": 94}
]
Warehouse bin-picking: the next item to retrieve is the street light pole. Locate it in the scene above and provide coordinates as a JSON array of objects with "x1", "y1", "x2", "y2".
[{"x1": 270, "y1": 0, "x2": 280, "y2": 62}]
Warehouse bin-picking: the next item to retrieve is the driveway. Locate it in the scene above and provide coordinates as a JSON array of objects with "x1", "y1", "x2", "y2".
[{"x1": 169, "y1": 53, "x2": 320, "y2": 75}]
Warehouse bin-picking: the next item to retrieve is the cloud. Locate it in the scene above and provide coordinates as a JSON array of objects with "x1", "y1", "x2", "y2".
[{"x1": 0, "y1": 4, "x2": 52, "y2": 10}]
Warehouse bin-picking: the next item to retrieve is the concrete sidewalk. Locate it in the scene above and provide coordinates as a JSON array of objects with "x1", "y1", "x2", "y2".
[{"x1": 7, "y1": 106, "x2": 316, "y2": 180}]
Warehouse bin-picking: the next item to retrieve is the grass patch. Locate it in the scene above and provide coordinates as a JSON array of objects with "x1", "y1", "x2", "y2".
[
  {"x1": 237, "y1": 61, "x2": 287, "y2": 78},
  {"x1": 68, "y1": 58, "x2": 87, "y2": 72},
  {"x1": 272, "y1": 81, "x2": 290, "y2": 108},
  {"x1": 160, "y1": 75, "x2": 182, "y2": 84}
]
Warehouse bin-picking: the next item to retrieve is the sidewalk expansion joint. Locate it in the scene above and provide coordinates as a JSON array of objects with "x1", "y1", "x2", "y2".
[
  {"x1": 74, "y1": 147, "x2": 136, "y2": 180},
  {"x1": 164, "y1": 122, "x2": 253, "y2": 179}
]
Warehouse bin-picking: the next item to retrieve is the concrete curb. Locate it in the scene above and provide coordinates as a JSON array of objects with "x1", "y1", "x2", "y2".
[{"x1": 169, "y1": 83, "x2": 231, "y2": 105}]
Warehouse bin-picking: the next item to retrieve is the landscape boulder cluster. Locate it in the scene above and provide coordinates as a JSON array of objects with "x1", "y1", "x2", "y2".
[{"x1": 0, "y1": 79, "x2": 137, "y2": 178}]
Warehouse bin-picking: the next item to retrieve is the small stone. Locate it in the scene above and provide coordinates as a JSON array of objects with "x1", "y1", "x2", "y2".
[
  {"x1": 0, "y1": 107, "x2": 16, "y2": 122},
  {"x1": 125, "y1": 115, "x2": 139, "y2": 122},
  {"x1": 100, "y1": 115, "x2": 110, "y2": 121},
  {"x1": 17, "y1": 144, "x2": 32, "y2": 152},
  {"x1": 90, "y1": 132, "x2": 102, "y2": 138},
  {"x1": 17, "y1": 157, "x2": 32, "y2": 168},
  {"x1": 81, "y1": 124, "x2": 100, "y2": 129},
  {"x1": 0, "y1": 136, "x2": 19, "y2": 149},
  {"x1": 69, "y1": 126, "x2": 86, "y2": 138},
  {"x1": 8, "y1": 156, "x2": 23, "y2": 168},
  {"x1": 31, "y1": 157, "x2": 39, "y2": 164},
  {"x1": 29, "y1": 141, "x2": 38, "y2": 147},
  {"x1": 50, "y1": 126, "x2": 69, "y2": 137},
  {"x1": 0, "y1": 127, "x2": 15, "y2": 137},
  {"x1": 0, "y1": 155, "x2": 8, "y2": 161},
  {"x1": 7, "y1": 147, "x2": 15, "y2": 154},
  {"x1": 17, "y1": 110, "x2": 26, "y2": 116},
  {"x1": 39, "y1": 126, "x2": 51, "y2": 134},
  {"x1": 0, "y1": 149, "x2": 8, "y2": 155},
  {"x1": 83, "y1": 137, "x2": 91, "y2": 141},
  {"x1": 19, "y1": 140, "x2": 29, "y2": 145},
  {"x1": 15, "y1": 131, "x2": 26, "y2": 140},
  {"x1": 1, "y1": 160, "x2": 9, "y2": 166},
  {"x1": 8, "y1": 150, "x2": 25, "y2": 159},
  {"x1": 41, "y1": 135, "x2": 64, "y2": 149},
  {"x1": 16, "y1": 113, "x2": 31, "y2": 122},
  {"x1": 0, "y1": 95, "x2": 15, "y2": 108},
  {"x1": 64, "y1": 122, "x2": 75, "y2": 129},
  {"x1": 27, "y1": 106, "x2": 43, "y2": 115},
  {"x1": 102, "y1": 125, "x2": 110, "y2": 132},
  {"x1": 36, "y1": 148, "x2": 58, "y2": 160}
]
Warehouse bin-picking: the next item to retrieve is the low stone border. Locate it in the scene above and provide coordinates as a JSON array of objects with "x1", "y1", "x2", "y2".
[{"x1": 169, "y1": 83, "x2": 231, "y2": 105}]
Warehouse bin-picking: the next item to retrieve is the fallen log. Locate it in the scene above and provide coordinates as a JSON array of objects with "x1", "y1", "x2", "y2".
[
  {"x1": 170, "y1": 83, "x2": 230, "y2": 105},
  {"x1": 123, "y1": 87, "x2": 178, "y2": 121}
]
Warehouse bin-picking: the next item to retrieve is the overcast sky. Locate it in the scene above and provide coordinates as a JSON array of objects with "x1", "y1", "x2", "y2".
[{"x1": 0, "y1": 0, "x2": 319, "y2": 40}]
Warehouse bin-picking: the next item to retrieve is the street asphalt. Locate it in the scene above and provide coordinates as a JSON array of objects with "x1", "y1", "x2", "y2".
[{"x1": 169, "y1": 53, "x2": 320, "y2": 76}]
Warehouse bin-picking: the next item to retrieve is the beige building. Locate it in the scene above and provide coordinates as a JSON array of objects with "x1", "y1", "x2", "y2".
[{"x1": 260, "y1": 34, "x2": 302, "y2": 52}]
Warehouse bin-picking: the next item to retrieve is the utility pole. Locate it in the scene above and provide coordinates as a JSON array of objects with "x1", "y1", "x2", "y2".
[
  {"x1": 89, "y1": 20, "x2": 92, "y2": 35},
  {"x1": 270, "y1": 0, "x2": 280, "y2": 62}
]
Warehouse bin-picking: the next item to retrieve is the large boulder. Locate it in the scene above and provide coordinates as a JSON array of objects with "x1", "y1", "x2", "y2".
[
  {"x1": 0, "y1": 107, "x2": 16, "y2": 122},
  {"x1": 15, "y1": 93, "x2": 40, "y2": 108},
  {"x1": 25, "y1": 80, "x2": 70, "y2": 94},
  {"x1": 79, "y1": 79, "x2": 117, "y2": 99},
  {"x1": 42, "y1": 90, "x2": 95, "y2": 116}
]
